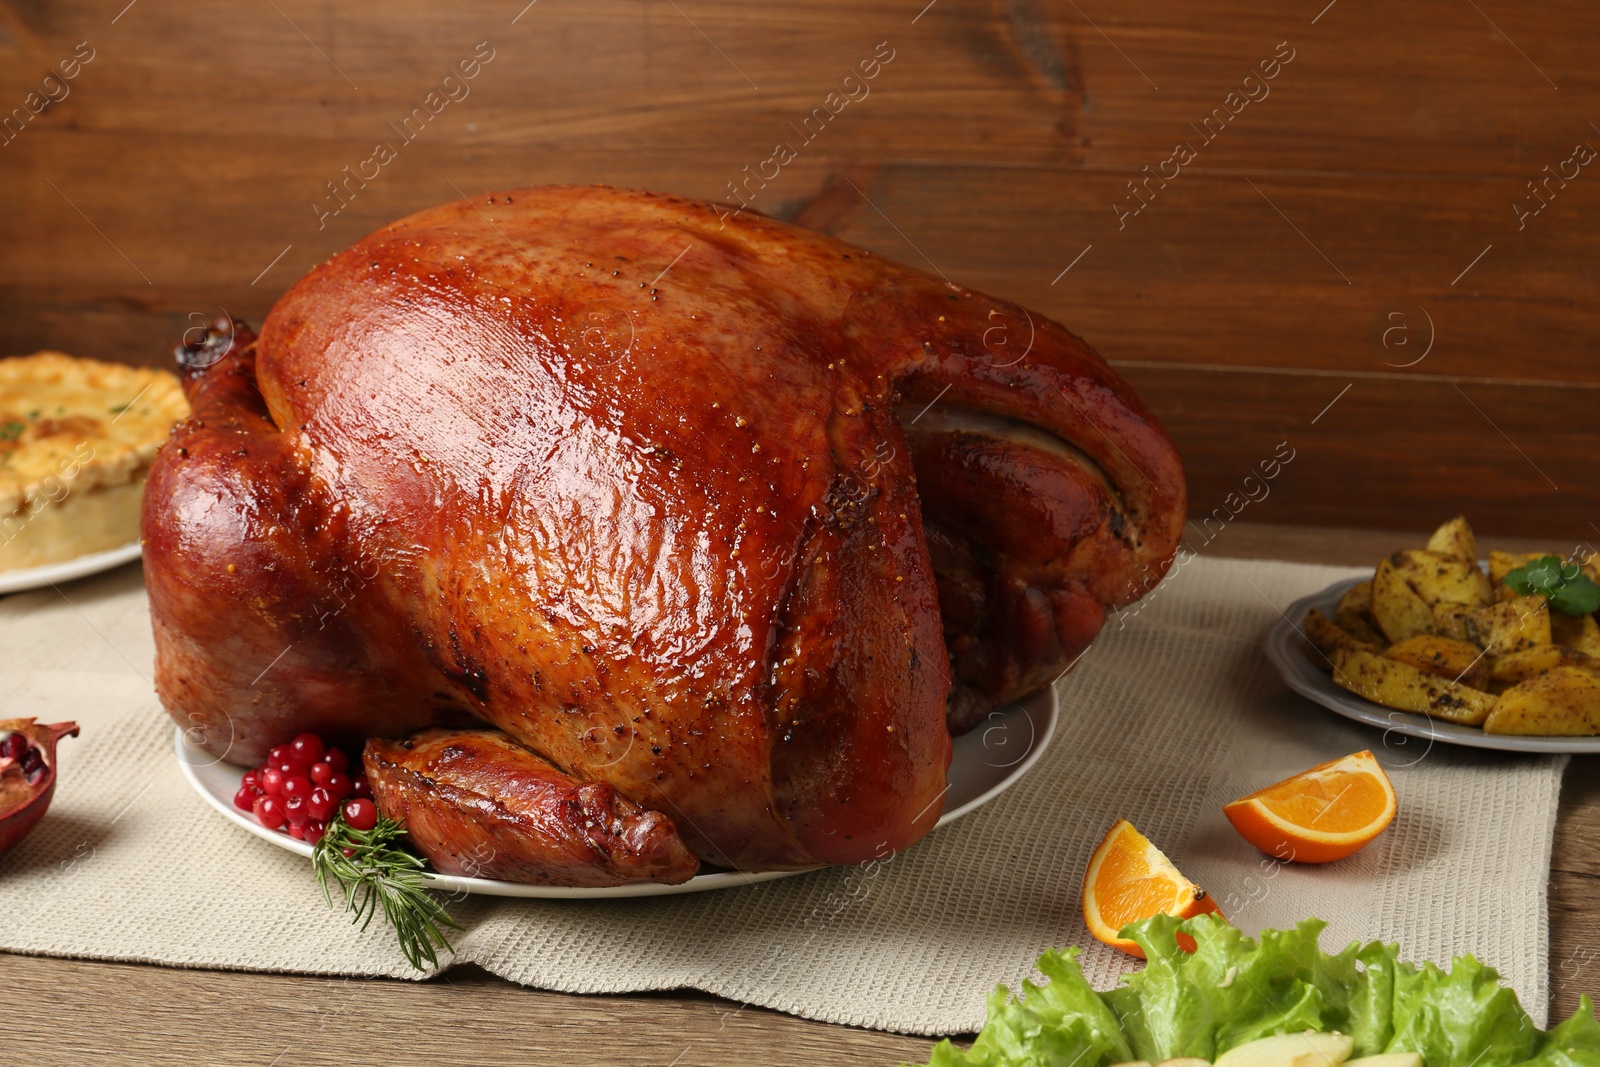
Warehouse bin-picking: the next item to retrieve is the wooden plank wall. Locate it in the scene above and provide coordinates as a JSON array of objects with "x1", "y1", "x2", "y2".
[{"x1": 2, "y1": 0, "x2": 1595, "y2": 537}]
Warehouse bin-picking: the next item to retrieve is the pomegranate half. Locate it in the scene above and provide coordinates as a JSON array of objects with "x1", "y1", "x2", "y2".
[{"x1": 0, "y1": 719, "x2": 79, "y2": 855}]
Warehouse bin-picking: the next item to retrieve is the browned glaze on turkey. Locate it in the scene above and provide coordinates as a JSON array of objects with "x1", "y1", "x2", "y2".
[
  {"x1": 144, "y1": 185, "x2": 1185, "y2": 875},
  {"x1": 365, "y1": 729, "x2": 699, "y2": 887}
]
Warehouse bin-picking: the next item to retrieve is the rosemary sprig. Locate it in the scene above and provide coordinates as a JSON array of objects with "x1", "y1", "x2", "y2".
[{"x1": 311, "y1": 813, "x2": 462, "y2": 972}]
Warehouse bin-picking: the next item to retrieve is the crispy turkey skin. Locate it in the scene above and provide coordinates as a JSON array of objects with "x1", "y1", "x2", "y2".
[
  {"x1": 144, "y1": 185, "x2": 1184, "y2": 874},
  {"x1": 364, "y1": 729, "x2": 701, "y2": 886}
]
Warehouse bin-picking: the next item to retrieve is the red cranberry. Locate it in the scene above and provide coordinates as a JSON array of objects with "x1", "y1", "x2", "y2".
[
  {"x1": 304, "y1": 821, "x2": 327, "y2": 847},
  {"x1": 282, "y1": 775, "x2": 313, "y2": 801},
  {"x1": 351, "y1": 776, "x2": 371, "y2": 799},
  {"x1": 241, "y1": 769, "x2": 262, "y2": 790},
  {"x1": 283, "y1": 792, "x2": 311, "y2": 826},
  {"x1": 233, "y1": 785, "x2": 259, "y2": 811},
  {"x1": 253, "y1": 795, "x2": 286, "y2": 830},
  {"x1": 309, "y1": 761, "x2": 334, "y2": 786},
  {"x1": 324, "y1": 772, "x2": 353, "y2": 799},
  {"x1": 343, "y1": 798, "x2": 377, "y2": 832},
  {"x1": 287, "y1": 822, "x2": 307, "y2": 840},
  {"x1": 267, "y1": 744, "x2": 293, "y2": 768},
  {"x1": 260, "y1": 767, "x2": 287, "y2": 797},
  {"x1": 307, "y1": 787, "x2": 336, "y2": 823},
  {"x1": 290, "y1": 733, "x2": 324, "y2": 764},
  {"x1": 323, "y1": 748, "x2": 349, "y2": 774}
]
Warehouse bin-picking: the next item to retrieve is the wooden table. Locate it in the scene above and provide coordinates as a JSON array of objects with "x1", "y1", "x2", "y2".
[{"x1": 3, "y1": 522, "x2": 1595, "y2": 1067}]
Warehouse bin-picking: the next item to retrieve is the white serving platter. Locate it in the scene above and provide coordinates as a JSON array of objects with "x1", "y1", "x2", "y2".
[{"x1": 177, "y1": 685, "x2": 1059, "y2": 898}]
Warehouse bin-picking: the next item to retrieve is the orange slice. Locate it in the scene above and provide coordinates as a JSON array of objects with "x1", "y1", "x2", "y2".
[
  {"x1": 1081, "y1": 819, "x2": 1223, "y2": 958},
  {"x1": 1223, "y1": 750, "x2": 1396, "y2": 864}
]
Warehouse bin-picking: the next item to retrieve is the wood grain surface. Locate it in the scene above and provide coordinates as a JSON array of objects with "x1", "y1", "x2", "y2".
[
  {"x1": 1, "y1": 522, "x2": 1596, "y2": 1067},
  {"x1": 1, "y1": 0, "x2": 1596, "y2": 533}
]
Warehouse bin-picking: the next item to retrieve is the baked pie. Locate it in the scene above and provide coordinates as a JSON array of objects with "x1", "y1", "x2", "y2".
[{"x1": 0, "y1": 352, "x2": 188, "y2": 571}]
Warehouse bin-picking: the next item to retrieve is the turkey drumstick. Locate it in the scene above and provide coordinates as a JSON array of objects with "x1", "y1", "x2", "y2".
[{"x1": 365, "y1": 729, "x2": 700, "y2": 887}]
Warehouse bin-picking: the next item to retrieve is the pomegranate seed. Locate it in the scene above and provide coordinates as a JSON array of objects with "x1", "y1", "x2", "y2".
[
  {"x1": 253, "y1": 795, "x2": 286, "y2": 830},
  {"x1": 309, "y1": 761, "x2": 334, "y2": 786},
  {"x1": 351, "y1": 776, "x2": 371, "y2": 799},
  {"x1": 343, "y1": 798, "x2": 377, "y2": 832},
  {"x1": 323, "y1": 748, "x2": 350, "y2": 774},
  {"x1": 260, "y1": 767, "x2": 287, "y2": 797},
  {"x1": 268, "y1": 744, "x2": 293, "y2": 768},
  {"x1": 232, "y1": 785, "x2": 258, "y2": 811},
  {"x1": 325, "y1": 772, "x2": 353, "y2": 799},
  {"x1": 2, "y1": 733, "x2": 27, "y2": 761},
  {"x1": 287, "y1": 822, "x2": 307, "y2": 840},
  {"x1": 304, "y1": 821, "x2": 327, "y2": 847},
  {"x1": 20, "y1": 748, "x2": 42, "y2": 774},
  {"x1": 283, "y1": 792, "x2": 311, "y2": 826},
  {"x1": 282, "y1": 775, "x2": 313, "y2": 801},
  {"x1": 307, "y1": 787, "x2": 336, "y2": 823},
  {"x1": 290, "y1": 733, "x2": 325, "y2": 764}
]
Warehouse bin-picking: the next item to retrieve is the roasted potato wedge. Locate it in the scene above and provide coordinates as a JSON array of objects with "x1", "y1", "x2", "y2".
[
  {"x1": 1304, "y1": 608, "x2": 1379, "y2": 664},
  {"x1": 1425, "y1": 515, "x2": 1478, "y2": 562},
  {"x1": 1488, "y1": 645, "x2": 1600, "y2": 684},
  {"x1": 1388, "y1": 549, "x2": 1492, "y2": 609},
  {"x1": 1372, "y1": 559, "x2": 1435, "y2": 643},
  {"x1": 1331, "y1": 648, "x2": 1498, "y2": 726},
  {"x1": 1383, "y1": 634, "x2": 1488, "y2": 689},
  {"x1": 1483, "y1": 667, "x2": 1600, "y2": 735},
  {"x1": 1334, "y1": 580, "x2": 1386, "y2": 646},
  {"x1": 1431, "y1": 606, "x2": 1466, "y2": 641},
  {"x1": 1551, "y1": 610, "x2": 1600, "y2": 657},
  {"x1": 1433, "y1": 595, "x2": 1550, "y2": 656},
  {"x1": 1489, "y1": 551, "x2": 1548, "y2": 600}
]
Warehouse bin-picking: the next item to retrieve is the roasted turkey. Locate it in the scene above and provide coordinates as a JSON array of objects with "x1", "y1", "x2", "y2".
[{"x1": 144, "y1": 186, "x2": 1184, "y2": 880}]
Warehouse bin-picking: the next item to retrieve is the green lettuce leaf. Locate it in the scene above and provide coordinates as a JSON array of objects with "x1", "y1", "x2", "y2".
[
  {"x1": 927, "y1": 947, "x2": 1133, "y2": 1067},
  {"x1": 1507, "y1": 996, "x2": 1600, "y2": 1067},
  {"x1": 1385, "y1": 954, "x2": 1539, "y2": 1067},
  {"x1": 915, "y1": 916, "x2": 1598, "y2": 1067}
]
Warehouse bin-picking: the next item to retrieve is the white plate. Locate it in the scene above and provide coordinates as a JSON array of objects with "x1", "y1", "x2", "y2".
[
  {"x1": 0, "y1": 542, "x2": 142, "y2": 595},
  {"x1": 176, "y1": 686, "x2": 1058, "y2": 898},
  {"x1": 1263, "y1": 575, "x2": 1600, "y2": 754}
]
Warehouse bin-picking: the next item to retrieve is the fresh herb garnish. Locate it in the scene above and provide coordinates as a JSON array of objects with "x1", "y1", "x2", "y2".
[
  {"x1": 312, "y1": 812, "x2": 461, "y2": 971},
  {"x1": 1503, "y1": 555, "x2": 1600, "y2": 616},
  {"x1": 0, "y1": 421, "x2": 25, "y2": 442}
]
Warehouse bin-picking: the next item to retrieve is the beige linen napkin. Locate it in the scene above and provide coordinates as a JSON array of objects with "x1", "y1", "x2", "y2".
[{"x1": 0, "y1": 557, "x2": 1566, "y2": 1035}]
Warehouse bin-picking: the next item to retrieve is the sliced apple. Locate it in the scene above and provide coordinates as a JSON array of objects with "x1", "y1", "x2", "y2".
[
  {"x1": 1214, "y1": 1032, "x2": 1354, "y2": 1067},
  {"x1": 1344, "y1": 1055, "x2": 1422, "y2": 1067}
]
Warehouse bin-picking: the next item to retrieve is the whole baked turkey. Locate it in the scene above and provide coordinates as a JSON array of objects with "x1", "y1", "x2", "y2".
[{"x1": 145, "y1": 186, "x2": 1184, "y2": 880}]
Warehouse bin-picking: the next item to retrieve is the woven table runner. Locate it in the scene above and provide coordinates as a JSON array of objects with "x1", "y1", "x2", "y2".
[{"x1": 0, "y1": 556, "x2": 1566, "y2": 1035}]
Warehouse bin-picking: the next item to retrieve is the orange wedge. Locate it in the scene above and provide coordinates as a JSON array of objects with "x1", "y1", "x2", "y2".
[
  {"x1": 1223, "y1": 750, "x2": 1396, "y2": 864},
  {"x1": 1081, "y1": 819, "x2": 1223, "y2": 958}
]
